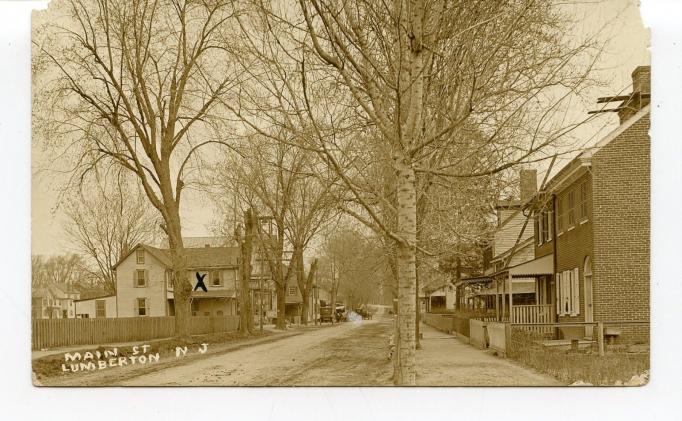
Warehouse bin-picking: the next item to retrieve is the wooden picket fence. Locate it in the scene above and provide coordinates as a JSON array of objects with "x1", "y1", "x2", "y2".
[
  {"x1": 511, "y1": 304, "x2": 554, "y2": 334},
  {"x1": 32, "y1": 316, "x2": 239, "y2": 350}
]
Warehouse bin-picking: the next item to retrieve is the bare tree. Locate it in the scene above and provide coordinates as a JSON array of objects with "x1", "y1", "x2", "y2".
[
  {"x1": 63, "y1": 170, "x2": 159, "y2": 293},
  {"x1": 34, "y1": 0, "x2": 241, "y2": 338},
  {"x1": 211, "y1": 139, "x2": 303, "y2": 329},
  {"x1": 296, "y1": 258, "x2": 318, "y2": 325},
  {"x1": 224, "y1": 0, "x2": 603, "y2": 384},
  {"x1": 210, "y1": 133, "x2": 339, "y2": 328},
  {"x1": 31, "y1": 254, "x2": 88, "y2": 288}
]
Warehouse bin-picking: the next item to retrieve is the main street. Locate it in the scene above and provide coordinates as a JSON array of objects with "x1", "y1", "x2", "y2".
[
  {"x1": 119, "y1": 318, "x2": 394, "y2": 386},
  {"x1": 37, "y1": 315, "x2": 560, "y2": 386},
  {"x1": 111, "y1": 316, "x2": 559, "y2": 386}
]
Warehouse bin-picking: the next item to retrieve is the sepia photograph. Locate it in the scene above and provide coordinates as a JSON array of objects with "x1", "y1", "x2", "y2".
[{"x1": 27, "y1": 0, "x2": 652, "y2": 388}]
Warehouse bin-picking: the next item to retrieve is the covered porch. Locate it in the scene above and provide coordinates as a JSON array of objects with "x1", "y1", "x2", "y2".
[{"x1": 481, "y1": 254, "x2": 556, "y2": 324}]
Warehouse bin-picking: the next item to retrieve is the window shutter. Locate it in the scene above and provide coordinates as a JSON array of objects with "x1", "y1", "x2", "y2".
[
  {"x1": 555, "y1": 273, "x2": 562, "y2": 315},
  {"x1": 145, "y1": 299, "x2": 150, "y2": 316},
  {"x1": 572, "y1": 267, "x2": 580, "y2": 316},
  {"x1": 145, "y1": 269, "x2": 149, "y2": 287},
  {"x1": 537, "y1": 217, "x2": 542, "y2": 245},
  {"x1": 134, "y1": 298, "x2": 139, "y2": 316},
  {"x1": 548, "y1": 211, "x2": 553, "y2": 238},
  {"x1": 133, "y1": 270, "x2": 136, "y2": 288},
  {"x1": 562, "y1": 271, "x2": 570, "y2": 316}
]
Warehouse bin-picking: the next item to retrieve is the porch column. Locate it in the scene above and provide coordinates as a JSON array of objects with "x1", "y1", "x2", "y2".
[
  {"x1": 495, "y1": 280, "x2": 500, "y2": 321},
  {"x1": 508, "y1": 273, "x2": 513, "y2": 323},
  {"x1": 501, "y1": 275, "x2": 506, "y2": 321}
]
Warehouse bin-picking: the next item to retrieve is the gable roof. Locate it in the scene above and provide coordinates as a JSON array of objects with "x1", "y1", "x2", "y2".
[
  {"x1": 183, "y1": 247, "x2": 240, "y2": 269},
  {"x1": 33, "y1": 283, "x2": 80, "y2": 299},
  {"x1": 32, "y1": 287, "x2": 52, "y2": 299},
  {"x1": 113, "y1": 243, "x2": 240, "y2": 270}
]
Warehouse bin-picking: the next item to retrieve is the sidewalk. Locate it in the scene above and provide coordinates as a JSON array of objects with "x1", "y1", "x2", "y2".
[{"x1": 416, "y1": 323, "x2": 563, "y2": 386}]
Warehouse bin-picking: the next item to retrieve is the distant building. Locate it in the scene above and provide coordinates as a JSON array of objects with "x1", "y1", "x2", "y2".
[
  {"x1": 114, "y1": 244, "x2": 241, "y2": 317},
  {"x1": 75, "y1": 295, "x2": 117, "y2": 318},
  {"x1": 31, "y1": 283, "x2": 80, "y2": 319}
]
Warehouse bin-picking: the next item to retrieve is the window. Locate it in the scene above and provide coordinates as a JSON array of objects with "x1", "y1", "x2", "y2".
[
  {"x1": 217, "y1": 310, "x2": 224, "y2": 317},
  {"x1": 288, "y1": 286, "x2": 297, "y2": 295},
  {"x1": 556, "y1": 268, "x2": 580, "y2": 316},
  {"x1": 537, "y1": 210, "x2": 552, "y2": 244},
  {"x1": 136, "y1": 249, "x2": 145, "y2": 264},
  {"x1": 542, "y1": 211, "x2": 551, "y2": 243},
  {"x1": 211, "y1": 271, "x2": 222, "y2": 287},
  {"x1": 567, "y1": 190, "x2": 575, "y2": 227},
  {"x1": 95, "y1": 299, "x2": 106, "y2": 318},
  {"x1": 536, "y1": 215, "x2": 543, "y2": 246},
  {"x1": 580, "y1": 182, "x2": 588, "y2": 221},
  {"x1": 203, "y1": 311, "x2": 210, "y2": 317},
  {"x1": 556, "y1": 197, "x2": 564, "y2": 233},
  {"x1": 547, "y1": 211, "x2": 553, "y2": 240},
  {"x1": 135, "y1": 298, "x2": 148, "y2": 316},
  {"x1": 136, "y1": 269, "x2": 147, "y2": 287}
]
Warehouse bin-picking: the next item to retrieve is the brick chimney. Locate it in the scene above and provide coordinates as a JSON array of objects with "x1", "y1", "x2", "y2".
[
  {"x1": 519, "y1": 169, "x2": 537, "y2": 202},
  {"x1": 618, "y1": 65, "x2": 651, "y2": 124}
]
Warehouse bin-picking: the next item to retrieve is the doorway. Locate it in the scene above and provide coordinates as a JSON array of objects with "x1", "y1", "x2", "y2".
[{"x1": 584, "y1": 256, "x2": 594, "y2": 338}]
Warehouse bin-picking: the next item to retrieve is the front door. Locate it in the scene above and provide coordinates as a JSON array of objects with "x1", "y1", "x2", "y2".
[{"x1": 584, "y1": 257, "x2": 594, "y2": 338}]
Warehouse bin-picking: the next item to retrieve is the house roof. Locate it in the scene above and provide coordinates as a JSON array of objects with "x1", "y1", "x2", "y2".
[
  {"x1": 32, "y1": 287, "x2": 51, "y2": 299},
  {"x1": 542, "y1": 104, "x2": 651, "y2": 195},
  {"x1": 113, "y1": 243, "x2": 240, "y2": 270},
  {"x1": 184, "y1": 247, "x2": 240, "y2": 269},
  {"x1": 157, "y1": 236, "x2": 234, "y2": 248},
  {"x1": 74, "y1": 293, "x2": 116, "y2": 302},
  {"x1": 33, "y1": 283, "x2": 80, "y2": 299},
  {"x1": 493, "y1": 253, "x2": 554, "y2": 278}
]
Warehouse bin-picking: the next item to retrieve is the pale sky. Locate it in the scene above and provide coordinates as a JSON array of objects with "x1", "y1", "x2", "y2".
[{"x1": 31, "y1": 0, "x2": 650, "y2": 256}]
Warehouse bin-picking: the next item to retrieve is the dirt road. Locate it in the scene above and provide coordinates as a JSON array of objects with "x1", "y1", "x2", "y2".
[
  {"x1": 119, "y1": 318, "x2": 394, "y2": 386},
  {"x1": 42, "y1": 316, "x2": 561, "y2": 386}
]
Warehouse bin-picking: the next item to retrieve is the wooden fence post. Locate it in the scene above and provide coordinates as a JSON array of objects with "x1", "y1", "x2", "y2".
[
  {"x1": 597, "y1": 321, "x2": 605, "y2": 357},
  {"x1": 505, "y1": 322, "x2": 512, "y2": 357}
]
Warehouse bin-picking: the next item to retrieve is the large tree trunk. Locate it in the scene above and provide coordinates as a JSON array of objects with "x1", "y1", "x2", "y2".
[
  {"x1": 275, "y1": 282, "x2": 286, "y2": 329},
  {"x1": 300, "y1": 290, "x2": 310, "y2": 325},
  {"x1": 294, "y1": 248, "x2": 308, "y2": 325},
  {"x1": 393, "y1": 162, "x2": 418, "y2": 385},
  {"x1": 296, "y1": 252, "x2": 318, "y2": 326},
  {"x1": 166, "y1": 213, "x2": 190, "y2": 340},
  {"x1": 239, "y1": 209, "x2": 255, "y2": 335}
]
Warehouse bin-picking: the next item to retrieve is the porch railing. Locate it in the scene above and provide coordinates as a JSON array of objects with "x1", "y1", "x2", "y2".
[{"x1": 511, "y1": 304, "x2": 554, "y2": 334}]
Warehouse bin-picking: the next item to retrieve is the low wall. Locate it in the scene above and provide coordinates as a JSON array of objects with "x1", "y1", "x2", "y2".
[
  {"x1": 452, "y1": 316, "x2": 470, "y2": 338},
  {"x1": 487, "y1": 322, "x2": 507, "y2": 354},
  {"x1": 469, "y1": 319, "x2": 487, "y2": 349},
  {"x1": 422, "y1": 313, "x2": 454, "y2": 333}
]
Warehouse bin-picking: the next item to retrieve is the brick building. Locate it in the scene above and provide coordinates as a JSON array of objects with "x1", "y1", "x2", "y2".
[
  {"x1": 469, "y1": 66, "x2": 650, "y2": 344},
  {"x1": 530, "y1": 66, "x2": 650, "y2": 342}
]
